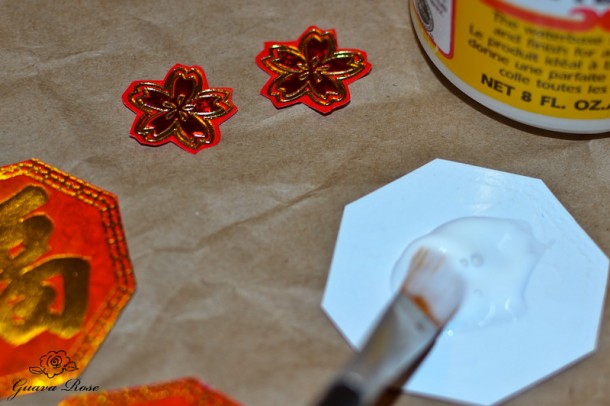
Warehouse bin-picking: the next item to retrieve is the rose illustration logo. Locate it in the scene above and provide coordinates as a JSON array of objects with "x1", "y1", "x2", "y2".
[{"x1": 29, "y1": 350, "x2": 78, "y2": 379}]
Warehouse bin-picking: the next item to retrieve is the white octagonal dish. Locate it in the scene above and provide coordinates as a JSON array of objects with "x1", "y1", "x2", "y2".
[{"x1": 322, "y1": 159, "x2": 609, "y2": 405}]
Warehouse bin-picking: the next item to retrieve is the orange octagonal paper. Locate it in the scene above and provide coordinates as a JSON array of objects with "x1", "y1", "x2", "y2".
[
  {"x1": 0, "y1": 159, "x2": 135, "y2": 399},
  {"x1": 59, "y1": 377, "x2": 241, "y2": 406}
]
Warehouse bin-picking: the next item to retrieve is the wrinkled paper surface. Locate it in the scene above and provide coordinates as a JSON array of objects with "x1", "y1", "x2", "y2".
[{"x1": 1, "y1": 1, "x2": 609, "y2": 405}]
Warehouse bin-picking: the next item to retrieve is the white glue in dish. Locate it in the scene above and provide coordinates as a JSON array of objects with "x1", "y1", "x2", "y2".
[
  {"x1": 322, "y1": 159, "x2": 609, "y2": 405},
  {"x1": 410, "y1": 0, "x2": 610, "y2": 133},
  {"x1": 391, "y1": 217, "x2": 546, "y2": 333}
]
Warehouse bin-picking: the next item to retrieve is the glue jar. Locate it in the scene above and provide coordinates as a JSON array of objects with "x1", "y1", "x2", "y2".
[{"x1": 410, "y1": 0, "x2": 610, "y2": 133}]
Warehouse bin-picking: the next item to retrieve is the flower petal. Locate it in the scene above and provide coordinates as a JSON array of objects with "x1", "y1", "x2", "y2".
[
  {"x1": 269, "y1": 73, "x2": 308, "y2": 101},
  {"x1": 170, "y1": 70, "x2": 201, "y2": 102},
  {"x1": 309, "y1": 74, "x2": 346, "y2": 105},
  {"x1": 190, "y1": 90, "x2": 235, "y2": 119},
  {"x1": 135, "y1": 112, "x2": 176, "y2": 142},
  {"x1": 301, "y1": 31, "x2": 336, "y2": 66},
  {"x1": 262, "y1": 46, "x2": 307, "y2": 75},
  {"x1": 175, "y1": 115, "x2": 215, "y2": 150},
  {"x1": 317, "y1": 51, "x2": 366, "y2": 79},
  {"x1": 130, "y1": 83, "x2": 173, "y2": 112}
]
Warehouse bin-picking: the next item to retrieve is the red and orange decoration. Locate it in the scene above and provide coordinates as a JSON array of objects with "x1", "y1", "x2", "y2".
[
  {"x1": 256, "y1": 26, "x2": 372, "y2": 114},
  {"x1": 123, "y1": 64, "x2": 237, "y2": 154},
  {"x1": 59, "y1": 377, "x2": 241, "y2": 406},
  {"x1": 0, "y1": 159, "x2": 135, "y2": 398}
]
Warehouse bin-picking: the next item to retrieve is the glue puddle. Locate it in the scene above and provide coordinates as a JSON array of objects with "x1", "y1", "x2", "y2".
[{"x1": 391, "y1": 217, "x2": 546, "y2": 333}]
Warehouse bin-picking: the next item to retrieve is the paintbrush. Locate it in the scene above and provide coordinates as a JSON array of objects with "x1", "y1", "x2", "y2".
[{"x1": 315, "y1": 248, "x2": 464, "y2": 406}]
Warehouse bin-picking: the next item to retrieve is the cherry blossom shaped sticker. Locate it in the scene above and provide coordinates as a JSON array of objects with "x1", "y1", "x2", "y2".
[
  {"x1": 256, "y1": 26, "x2": 372, "y2": 114},
  {"x1": 123, "y1": 64, "x2": 237, "y2": 154}
]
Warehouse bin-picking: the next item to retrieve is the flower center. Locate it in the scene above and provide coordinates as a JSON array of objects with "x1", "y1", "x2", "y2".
[
  {"x1": 163, "y1": 95, "x2": 194, "y2": 122},
  {"x1": 299, "y1": 56, "x2": 328, "y2": 84}
]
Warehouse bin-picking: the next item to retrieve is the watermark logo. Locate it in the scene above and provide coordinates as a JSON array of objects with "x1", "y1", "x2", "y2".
[
  {"x1": 29, "y1": 350, "x2": 78, "y2": 379},
  {"x1": 7, "y1": 350, "x2": 99, "y2": 401}
]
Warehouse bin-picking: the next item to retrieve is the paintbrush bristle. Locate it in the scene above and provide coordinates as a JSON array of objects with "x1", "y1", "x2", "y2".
[{"x1": 400, "y1": 248, "x2": 464, "y2": 326}]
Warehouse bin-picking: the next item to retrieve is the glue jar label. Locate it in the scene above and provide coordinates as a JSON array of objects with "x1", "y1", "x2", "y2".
[{"x1": 411, "y1": 0, "x2": 610, "y2": 133}]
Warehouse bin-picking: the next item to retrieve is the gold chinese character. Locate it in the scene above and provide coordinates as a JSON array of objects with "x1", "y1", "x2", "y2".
[{"x1": 0, "y1": 186, "x2": 89, "y2": 345}]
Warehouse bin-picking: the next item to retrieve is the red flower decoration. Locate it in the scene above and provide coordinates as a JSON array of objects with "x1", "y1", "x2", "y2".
[
  {"x1": 256, "y1": 26, "x2": 372, "y2": 114},
  {"x1": 123, "y1": 64, "x2": 237, "y2": 154}
]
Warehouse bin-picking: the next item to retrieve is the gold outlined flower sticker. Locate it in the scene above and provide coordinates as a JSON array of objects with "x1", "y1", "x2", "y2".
[
  {"x1": 123, "y1": 64, "x2": 237, "y2": 154},
  {"x1": 29, "y1": 350, "x2": 78, "y2": 379},
  {"x1": 256, "y1": 26, "x2": 371, "y2": 114}
]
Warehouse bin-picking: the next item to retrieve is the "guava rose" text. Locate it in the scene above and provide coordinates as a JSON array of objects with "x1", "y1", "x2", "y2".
[{"x1": 8, "y1": 378, "x2": 99, "y2": 400}]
